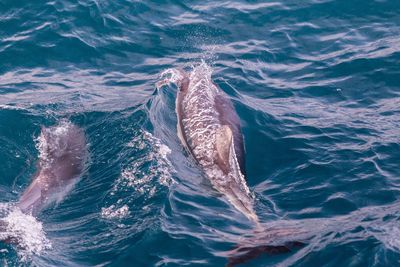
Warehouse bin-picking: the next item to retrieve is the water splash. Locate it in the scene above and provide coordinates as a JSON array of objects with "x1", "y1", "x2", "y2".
[
  {"x1": 156, "y1": 68, "x2": 186, "y2": 90},
  {"x1": 157, "y1": 60, "x2": 215, "y2": 90},
  {"x1": 35, "y1": 120, "x2": 73, "y2": 166},
  {"x1": 122, "y1": 130, "x2": 174, "y2": 191},
  {"x1": 0, "y1": 104, "x2": 24, "y2": 110},
  {"x1": 101, "y1": 204, "x2": 130, "y2": 220},
  {"x1": 0, "y1": 206, "x2": 51, "y2": 261},
  {"x1": 101, "y1": 130, "x2": 174, "y2": 220}
]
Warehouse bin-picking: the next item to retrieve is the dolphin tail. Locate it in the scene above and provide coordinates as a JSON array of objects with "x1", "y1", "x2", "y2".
[
  {"x1": 226, "y1": 241, "x2": 305, "y2": 267},
  {"x1": 225, "y1": 225, "x2": 307, "y2": 267}
]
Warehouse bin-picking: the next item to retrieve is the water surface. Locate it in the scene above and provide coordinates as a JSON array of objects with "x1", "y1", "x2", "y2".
[{"x1": 0, "y1": 0, "x2": 399, "y2": 266}]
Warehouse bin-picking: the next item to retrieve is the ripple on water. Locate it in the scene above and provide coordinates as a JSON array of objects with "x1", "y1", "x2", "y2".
[{"x1": 0, "y1": 0, "x2": 399, "y2": 266}]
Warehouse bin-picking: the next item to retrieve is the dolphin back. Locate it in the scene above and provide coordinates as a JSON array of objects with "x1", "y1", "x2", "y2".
[
  {"x1": 39, "y1": 122, "x2": 87, "y2": 180},
  {"x1": 18, "y1": 121, "x2": 87, "y2": 215}
]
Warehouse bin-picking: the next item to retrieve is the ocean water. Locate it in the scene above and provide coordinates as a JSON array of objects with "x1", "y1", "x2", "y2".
[{"x1": 0, "y1": 0, "x2": 399, "y2": 266}]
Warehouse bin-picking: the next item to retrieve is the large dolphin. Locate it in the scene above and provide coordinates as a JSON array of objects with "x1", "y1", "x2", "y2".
[
  {"x1": 159, "y1": 63, "x2": 258, "y2": 223},
  {"x1": 158, "y1": 63, "x2": 304, "y2": 266},
  {"x1": 0, "y1": 120, "x2": 87, "y2": 240}
]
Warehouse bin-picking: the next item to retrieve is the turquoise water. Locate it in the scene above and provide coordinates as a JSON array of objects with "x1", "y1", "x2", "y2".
[{"x1": 1, "y1": 0, "x2": 400, "y2": 266}]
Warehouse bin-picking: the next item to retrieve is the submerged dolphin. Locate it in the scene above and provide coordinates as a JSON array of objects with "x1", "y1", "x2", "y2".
[
  {"x1": 17, "y1": 121, "x2": 87, "y2": 216},
  {"x1": 159, "y1": 64, "x2": 258, "y2": 223}
]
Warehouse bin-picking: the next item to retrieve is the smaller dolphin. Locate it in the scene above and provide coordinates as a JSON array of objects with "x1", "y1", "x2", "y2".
[
  {"x1": 18, "y1": 121, "x2": 87, "y2": 215},
  {"x1": 1, "y1": 121, "x2": 87, "y2": 240}
]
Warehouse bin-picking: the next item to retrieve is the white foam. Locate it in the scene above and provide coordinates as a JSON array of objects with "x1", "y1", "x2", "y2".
[
  {"x1": 0, "y1": 207, "x2": 51, "y2": 261},
  {"x1": 122, "y1": 130, "x2": 174, "y2": 189},
  {"x1": 158, "y1": 143, "x2": 172, "y2": 161},
  {"x1": 180, "y1": 62, "x2": 225, "y2": 171},
  {"x1": 101, "y1": 205, "x2": 130, "y2": 219},
  {"x1": 35, "y1": 120, "x2": 73, "y2": 166},
  {"x1": 0, "y1": 104, "x2": 23, "y2": 110},
  {"x1": 156, "y1": 68, "x2": 186, "y2": 89},
  {"x1": 52, "y1": 121, "x2": 70, "y2": 136},
  {"x1": 0, "y1": 203, "x2": 14, "y2": 217},
  {"x1": 104, "y1": 131, "x2": 174, "y2": 216},
  {"x1": 35, "y1": 132, "x2": 50, "y2": 164}
]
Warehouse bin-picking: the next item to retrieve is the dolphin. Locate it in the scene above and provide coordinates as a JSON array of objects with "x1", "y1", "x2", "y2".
[
  {"x1": 0, "y1": 120, "x2": 87, "y2": 243},
  {"x1": 158, "y1": 63, "x2": 305, "y2": 266},
  {"x1": 159, "y1": 64, "x2": 258, "y2": 223},
  {"x1": 17, "y1": 121, "x2": 87, "y2": 216}
]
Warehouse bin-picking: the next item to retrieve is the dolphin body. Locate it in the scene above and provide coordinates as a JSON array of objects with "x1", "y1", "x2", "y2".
[
  {"x1": 0, "y1": 121, "x2": 87, "y2": 249},
  {"x1": 161, "y1": 64, "x2": 258, "y2": 223},
  {"x1": 159, "y1": 64, "x2": 305, "y2": 266},
  {"x1": 17, "y1": 121, "x2": 87, "y2": 216},
  {"x1": 0, "y1": 121, "x2": 87, "y2": 245}
]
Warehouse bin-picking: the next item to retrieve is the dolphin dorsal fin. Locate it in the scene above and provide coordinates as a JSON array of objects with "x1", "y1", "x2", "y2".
[{"x1": 215, "y1": 125, "x2": 233, "y2": 174}]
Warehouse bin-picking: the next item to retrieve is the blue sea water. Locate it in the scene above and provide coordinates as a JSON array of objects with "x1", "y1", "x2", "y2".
[{"x1": 0, "y1": 0, "x2": 400, "y2": 266}]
